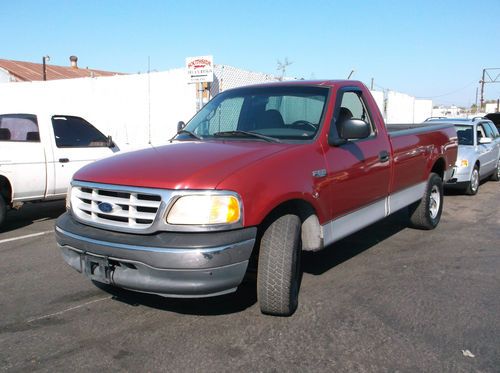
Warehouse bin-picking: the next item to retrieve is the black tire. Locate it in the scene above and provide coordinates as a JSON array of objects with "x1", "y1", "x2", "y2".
[
  {"x1": 491, "y1": 159, "x2": 500, "y2": 181},
  {"x1": 0, "y1": 195, "x2": 6, "y2": 229},
  {"x1": 409, "y1": 172, "x2": 443, "y2": 230},
  {"x1": 257, "y1": 214, "x2": 301, "y2": 316},
  {"x1": 465, "y1": 165, "x2": 480, "y2": 195}
]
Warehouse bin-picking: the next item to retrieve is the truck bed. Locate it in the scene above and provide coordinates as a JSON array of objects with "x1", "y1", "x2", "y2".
[{"x1": 386, "y1": 122, "x2": 455, "y2": 137}]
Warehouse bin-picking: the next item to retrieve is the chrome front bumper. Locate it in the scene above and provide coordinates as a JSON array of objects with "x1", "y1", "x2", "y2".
[{"x1": 55, "y1": 213, "x2": 257, "y2": 298}]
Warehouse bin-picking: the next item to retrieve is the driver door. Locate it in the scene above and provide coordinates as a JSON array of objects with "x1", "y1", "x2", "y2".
[
  {"x1": 50, "y1": 115, "x2": 115, "y2": 196},
  {"x1": 322, "y1": 88, "x2": 392, "y2": 238}
]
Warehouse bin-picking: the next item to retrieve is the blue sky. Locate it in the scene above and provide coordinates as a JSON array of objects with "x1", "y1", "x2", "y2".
[{"x1": 2, "y1": 0, "x2": 499, "y2": 106}]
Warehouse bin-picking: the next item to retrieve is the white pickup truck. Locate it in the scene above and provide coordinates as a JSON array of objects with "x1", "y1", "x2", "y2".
[{"x1": 0, "y1": 113, "x2": 119, "y2": 227}]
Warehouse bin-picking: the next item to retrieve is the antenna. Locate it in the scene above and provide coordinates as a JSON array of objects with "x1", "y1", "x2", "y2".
[{"x1": 148, "y1": 56, "x2": 151, "y2": 145}]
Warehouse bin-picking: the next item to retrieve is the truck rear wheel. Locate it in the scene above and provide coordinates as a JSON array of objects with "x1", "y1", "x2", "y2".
[
  {"x1": 465, "y1": 165, "x2": 480, "y2": 195},
  {"x1": 0, "y1": 195, "x2": 6, "y2": 229},
  {"x1": 409, "y1": 172, "x2": 443, "y2": 230},
  {"x1": 257, "y1": 214, "x2": 301, "y2": 316}
]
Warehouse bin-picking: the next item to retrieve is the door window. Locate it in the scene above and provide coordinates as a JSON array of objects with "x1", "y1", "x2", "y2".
[
  {"x1": 485, "y1": 122, "x2": 499, "y2": 138},
  {"x1": 0, "y1": 114, "x2": 40, "y2": 142},
  {"x1": 337, "y1": 91, "x2": 375, "y2": 135},
  {"x1": 481, "y1": 123, "x2": 494, "y2": 139},
  {"x1": 52, "y1": 116, "x2": 108, "y2": 148}
]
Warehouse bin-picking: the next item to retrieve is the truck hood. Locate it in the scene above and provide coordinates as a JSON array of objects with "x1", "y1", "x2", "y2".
[{"x1": 74, "y1": 140, "x2": 292, "y2": 190}]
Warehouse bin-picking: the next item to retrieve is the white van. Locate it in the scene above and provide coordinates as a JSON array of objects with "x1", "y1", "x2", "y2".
[{"x1": 0, "y1": 113, "x2": 119, "y2": 227}]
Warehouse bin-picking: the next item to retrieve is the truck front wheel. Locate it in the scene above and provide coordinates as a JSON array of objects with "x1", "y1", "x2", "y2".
[
  {"x1": 257, "y1": 214, "x2": 301, "y2": 316},
  {"x1": 465, "y1": 165, "x2": 480, "y2": 195},
  {"x1": 409, "y1": 172, "x2": 443, "y2": 230}
]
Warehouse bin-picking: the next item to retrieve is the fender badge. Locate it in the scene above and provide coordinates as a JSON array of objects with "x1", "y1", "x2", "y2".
[{"x1": 312, "y1": 169, "x2": 327, "y2": 178}]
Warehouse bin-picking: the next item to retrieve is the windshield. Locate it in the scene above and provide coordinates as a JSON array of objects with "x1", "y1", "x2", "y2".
[
  {"x1": 177, "y1": 86, "x2": 329, "y2": 142},
  {"x1": 455, "y1": 125, "x2": 474, "y2": 146}
]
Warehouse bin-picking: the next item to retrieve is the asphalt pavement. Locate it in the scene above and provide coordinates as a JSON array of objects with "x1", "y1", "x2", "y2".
[{"x1": 0, "y1": 183, "x2": 499, "y2": 372}]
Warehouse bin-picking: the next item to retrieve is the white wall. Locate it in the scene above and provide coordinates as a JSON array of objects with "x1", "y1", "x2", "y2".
[
  {"x1": 0, "y1": 68, "x2": 197, "y2": 149},
  {"x1": 384, "y1": 91, "x2": 433, "y2": 123},
  {"x1": 386, "y1": 91, "x2": 414, "y2": 123},
  {"x1": 485, "y1": 102, "x2": 499, "y2": 113},
  {"x1": 0, "y1": 65, "x2": 283, "y2": 149},
  {"x1": 0, "y1": 68, "x2": 12, "y2": 83},
  {"x1": 413, "y1": 99, "x2": 433, "y2": 122},
  {"x1": 369, "y1": 90, "x2": 385, "y2": 119},
  {"x1": 0, "y1": 65, "x2": 435, "y2": 144}
]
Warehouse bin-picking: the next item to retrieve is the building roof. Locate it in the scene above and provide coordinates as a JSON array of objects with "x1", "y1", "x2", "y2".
[{"x1": 0, "y1": 58, "x2": 123, "y2": 82}]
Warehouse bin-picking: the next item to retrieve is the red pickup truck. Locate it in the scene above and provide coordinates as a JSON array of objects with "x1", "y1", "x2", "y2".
[{"x1": 56, "y1": 80, "x2": 457, "y2": 316}]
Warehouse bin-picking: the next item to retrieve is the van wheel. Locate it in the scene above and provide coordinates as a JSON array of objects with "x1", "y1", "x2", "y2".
[
  {"x1": 0, "y1": 195, "x2": 6, "y2": 228},
  {"x1": 465, "y1": 165, "x2": 480, "y2": 195},
  {"x1": 257, "y1": 214, "x2": 301, "y2": 316},
  {"x1": 491, "y1": 159, "x2": 500, "y2": 181},
  {"x1": 409, "y1": 172, "x2": 443, "y2": 230}
]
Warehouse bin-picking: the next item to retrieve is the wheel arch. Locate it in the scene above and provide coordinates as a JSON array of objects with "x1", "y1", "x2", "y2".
[
  {"x1": 257, "y1": 198, "x2": 322, "y2": 252},
  {"x1": 0, "y1": 175, "x2": 13, "y2": 205},
  {"x1": 430, "y1": 157, "x2": 446, "y2": 179}
]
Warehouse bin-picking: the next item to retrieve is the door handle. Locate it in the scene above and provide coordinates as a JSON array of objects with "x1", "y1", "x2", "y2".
[
  {"x1": 379, "y1": 150, "x2": 390, "y2": 163},
  {"x1": 59, "y1": 158, "x2": 69, "y2": 163}
]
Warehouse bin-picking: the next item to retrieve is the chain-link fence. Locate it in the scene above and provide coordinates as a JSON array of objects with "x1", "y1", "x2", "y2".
[{"x1": 209, "y1": 65, "x2": 280, "y2": 98}]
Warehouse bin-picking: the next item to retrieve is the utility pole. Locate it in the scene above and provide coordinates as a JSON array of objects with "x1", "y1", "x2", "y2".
[
  {"x1": 480, "y1": 68, "x2": 485, "y2": 110},
  {"x1": 42, "y1": 55, "x2": 50, "y2": 81},
  {"x1": 479, "y1": 67, "x2": 500, "y2": 111},
  {"x1": 277, "y1": 58, "x2": 292, "y2": 81},
  {"x1": 370, "y1": 78, "x2": 374, "y2": 90},
  {"x1": 475, "y1": 87, "x2": 479, "y2": 113}
]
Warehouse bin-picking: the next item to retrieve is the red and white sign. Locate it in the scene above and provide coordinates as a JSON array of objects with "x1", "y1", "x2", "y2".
[{"x1": 186, "y1": 55, "x2": 214, "y2": 84}]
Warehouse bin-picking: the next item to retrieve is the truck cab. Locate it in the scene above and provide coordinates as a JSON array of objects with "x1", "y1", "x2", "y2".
[{"x1": 0, "y1": 112, "x2": 119, "y2": 227}]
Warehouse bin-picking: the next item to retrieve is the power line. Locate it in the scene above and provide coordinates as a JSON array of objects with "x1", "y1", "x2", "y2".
[{"x1": 417, "y1": 80, "x2": 476, "y2": 99}]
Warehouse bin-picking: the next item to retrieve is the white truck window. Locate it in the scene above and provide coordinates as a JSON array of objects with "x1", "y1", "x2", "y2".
[
  {"x1": 52, "y1": 116, "x2": 108, "y2": 148},
  {"x1": 0, "y1": 114, "x2": 40, "y2": 142}
]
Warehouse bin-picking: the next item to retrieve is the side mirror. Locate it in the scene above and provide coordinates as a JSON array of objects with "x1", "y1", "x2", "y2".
[
  {"x1": 177, "y1": 121, "x2": 186, "y2": 132},
  {"x1": 478, "y1": 137, "x2": 492, "y2": 144},
  {"x1": 332, "y1": 118, "x2": 370, "y2": 144},
  {"x1": 107, "y1": 135, "x2": 114, "y2": 148}
]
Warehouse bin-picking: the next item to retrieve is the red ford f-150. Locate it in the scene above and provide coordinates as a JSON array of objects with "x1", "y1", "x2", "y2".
[{"x1": 56, "y1": 80, "x2": 458, "y2": 316}]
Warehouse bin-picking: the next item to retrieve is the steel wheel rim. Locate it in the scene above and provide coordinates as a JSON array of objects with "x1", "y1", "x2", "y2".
[
  {"x1": 497, "y1": 162, "x2": 500, "y2": 179},
  {"x1": 429, "y1": 185, "x2": 440, "y2": 219},
  {"x1": 471, "y1": 169, "x2": 479, "y2": 192}
]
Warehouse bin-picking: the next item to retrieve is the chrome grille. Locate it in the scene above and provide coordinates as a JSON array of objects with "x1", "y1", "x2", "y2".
[{"x1": 71, "y1": 183, "x2": 162, "y2": 231}]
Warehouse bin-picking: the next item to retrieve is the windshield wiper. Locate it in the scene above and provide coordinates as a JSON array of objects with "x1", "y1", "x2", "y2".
[
  {"x1": 213, "y1": 130, "x2": 281, "y2": 143},
  {"x1": 173, "y1": 129, "x2": 202, "y2": 140}
]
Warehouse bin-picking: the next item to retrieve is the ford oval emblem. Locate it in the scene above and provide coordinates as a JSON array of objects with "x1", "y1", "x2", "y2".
[{"x1": 98, "y1": 202, "x2": 113, "y2": 213}]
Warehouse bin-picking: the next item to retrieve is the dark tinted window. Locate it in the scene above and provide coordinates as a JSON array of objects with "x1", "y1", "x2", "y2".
[
  {"x1": 481, "y1": 122, "x2": 494, "y2": 139},
  {"x1": 485, "y1": 122, "x2": 499, "y2": 138},
  {"x1": 52, "y1": 116, "x2": 107, "y2": 148},
  {"x1": 0, "y1": 114, "x2": 40, "y2": 142},
  {"x1": 455, "y1": 125, "x2": 473, "y2": 145}
]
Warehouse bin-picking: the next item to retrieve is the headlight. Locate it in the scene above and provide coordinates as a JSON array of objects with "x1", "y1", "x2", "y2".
[
  {"x1": 459, "y1": 159, "x2": 469, "y2": 168},
  {"x1": 65, "y1": 184, "x2": 73, "y2": 210},
  {"x1": 166, "y1": 194, "x2": 241, "y2": 225}
]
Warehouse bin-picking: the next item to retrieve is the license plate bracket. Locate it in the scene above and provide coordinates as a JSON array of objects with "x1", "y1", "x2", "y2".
[{"x1": 84, "y1": 255, "x2": 111, "y2": 284}]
